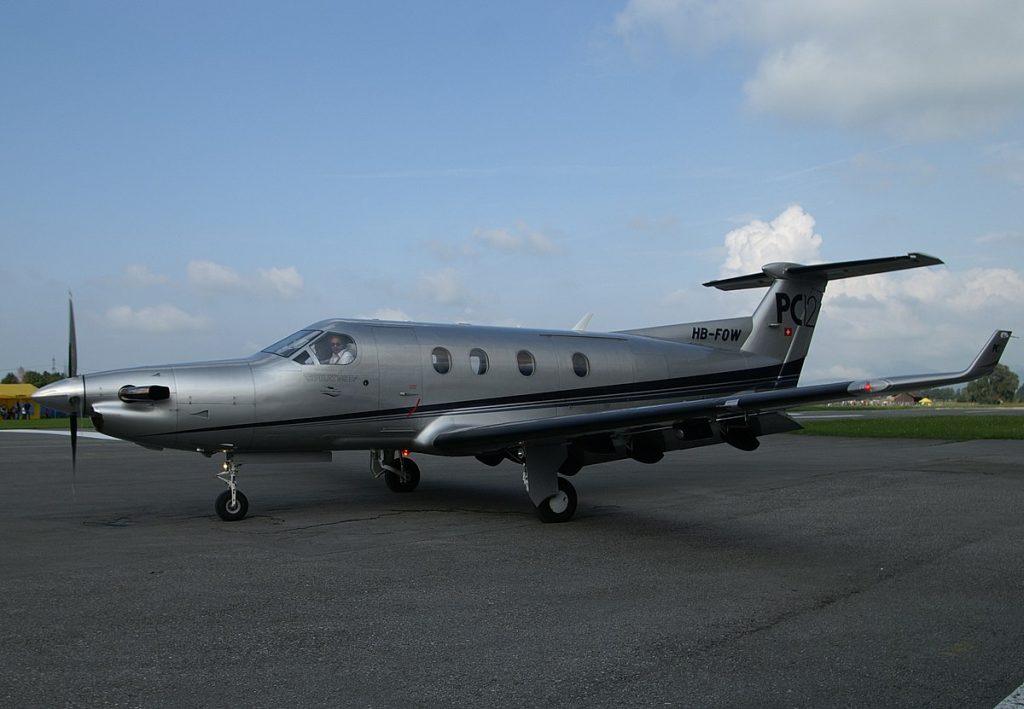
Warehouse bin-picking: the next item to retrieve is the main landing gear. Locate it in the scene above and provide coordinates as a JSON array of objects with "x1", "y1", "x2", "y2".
[
  {"x1": 215, "y1": 453, "x2": 249, "y2": 522},
  {"x1": 371, "y1": 449, "x2": 421, "y2": 493},
  {"x1": 522, "y1": 443, "x2": 578, "y2": 523}
]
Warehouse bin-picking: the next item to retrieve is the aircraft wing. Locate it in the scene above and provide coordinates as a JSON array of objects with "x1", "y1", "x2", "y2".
[{"x1": 429, "y1": 329, "x2": 1012, "y2": 454}]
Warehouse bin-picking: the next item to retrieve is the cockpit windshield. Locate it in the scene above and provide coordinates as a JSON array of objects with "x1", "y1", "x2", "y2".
[{"x1": 261, "y1": 330, "x2": 322, "y2": 358}]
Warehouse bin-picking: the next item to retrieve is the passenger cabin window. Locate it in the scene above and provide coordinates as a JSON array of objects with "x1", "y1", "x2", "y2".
[
  {"x1": 469, "y1": 348, "x2": 489, "y2": 375},
  {"x1": 517, "y1": 350, "x2": 535, "y2": 376},
  {"x1": 292, "y1": 331, "x2": 357, "y2": 365},
  {"x1": 432, "y1": 347, "x2": 452, "y2": 374},
  {"x1": 572, "y1": 352, "x2": 590, "y2": 378}
]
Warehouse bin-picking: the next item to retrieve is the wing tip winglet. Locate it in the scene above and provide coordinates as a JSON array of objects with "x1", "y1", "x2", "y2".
[{"x1": 966, "y1": 329, "x2": 1012, "y2": 377}]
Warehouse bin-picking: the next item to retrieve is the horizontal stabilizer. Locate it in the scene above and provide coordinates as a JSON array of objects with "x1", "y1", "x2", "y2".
[{"x1": 704, "y1": 252, "x2": 943, "y2": 291}]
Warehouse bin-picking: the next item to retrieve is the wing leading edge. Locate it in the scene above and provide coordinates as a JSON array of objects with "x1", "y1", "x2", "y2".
[{"x1": 427, "y1": 330, "x2": 1012, "y2": 455}]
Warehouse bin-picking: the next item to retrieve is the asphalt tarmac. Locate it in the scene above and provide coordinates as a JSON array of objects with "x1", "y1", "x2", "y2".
[{"x1": 1, "y1": 432, "x2": 1023, "y2": 708}]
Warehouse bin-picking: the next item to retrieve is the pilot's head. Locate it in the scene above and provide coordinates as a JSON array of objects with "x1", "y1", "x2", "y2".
[{"x1": 330, "y1": 337, "x2": 345, "y2": 351}]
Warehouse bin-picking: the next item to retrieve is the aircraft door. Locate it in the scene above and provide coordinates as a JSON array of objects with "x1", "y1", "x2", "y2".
[{"x1": 371, "y1": 326, "x2": 423, "y2": 433}]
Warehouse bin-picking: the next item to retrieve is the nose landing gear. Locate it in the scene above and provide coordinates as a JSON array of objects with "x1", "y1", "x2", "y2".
[
  {"x1": 371, "y1": 449, "x2": 421, "y2": 493},
  {"x1": 215, "y1": 453, "x2": 249, "y2": 521}
]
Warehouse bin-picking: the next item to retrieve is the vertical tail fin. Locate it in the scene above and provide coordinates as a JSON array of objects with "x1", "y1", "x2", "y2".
[{"x1": 703, "y1": 253, "x2": 943, "y2": 387}]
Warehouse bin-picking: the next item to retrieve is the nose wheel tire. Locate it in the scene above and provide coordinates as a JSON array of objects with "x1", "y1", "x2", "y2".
[
  {"x1": 535, "y1": 477, "x2": 577, "y2": 523},
  {"x1": 215, "y1": 489, "x2": 249, "y2": 521},
  {"x1": 384, "y1": 458, "x2": 421, "y2": 493}
]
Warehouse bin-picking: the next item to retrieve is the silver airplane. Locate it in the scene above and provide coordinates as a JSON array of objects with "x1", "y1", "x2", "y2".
[{"x1": 34, "y1": 253, "x2": 1012, "y2": 523}]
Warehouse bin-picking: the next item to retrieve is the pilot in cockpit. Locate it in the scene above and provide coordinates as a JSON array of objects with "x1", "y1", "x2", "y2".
[{"x1": 323, "y1": 333, "x2": 356, "y2": 365}]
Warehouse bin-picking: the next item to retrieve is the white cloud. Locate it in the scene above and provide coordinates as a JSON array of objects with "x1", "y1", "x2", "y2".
[
  {"x1": 720, "y1": 204, "x2": 822, "y2": 276},
  {"x1": 186, "y1": 260, "x2": 304, "y2": 298},
  {"x1": 473, "y1": 224, "x2": 557, "y2": 254},
  {"x1": 123, "y1": 264, "x2": 169, "y2": 287},
  {"x1": 615, "y1": 0, "x2": 1024, "y2": 138},
  {"x1": 417, "y1": 268, "x2": 471, "y2": 307},
  {"x1": 186, "y1": 260, "x2": 243, "y2": 290},
  {"x1": 716, "y1": 207, "x2": 1023, "y2": 378},
  {"x1": 365, "y1": 308, "x2": 412, "y2": 321},
  {"x1": 105, "y1": 305, "x2": 210, "y2": 332},
  {"x1": 976, "y1": 230, "x2": 1024, "y2": 245},
  {"x1": 257, "y1": 266, "x2": 304, "y2": 298}
]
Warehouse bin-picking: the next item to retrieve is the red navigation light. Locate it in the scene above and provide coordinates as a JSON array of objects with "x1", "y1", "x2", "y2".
[
  {"x1": 401, "y1": 448, "x2": 411, "y2": 458},
  {"x1": 864, "y1": 382, "x2": 873, "y2": 392},
  {"x1": 784, "y1": 327, "x2": 793, "y2": 337}
]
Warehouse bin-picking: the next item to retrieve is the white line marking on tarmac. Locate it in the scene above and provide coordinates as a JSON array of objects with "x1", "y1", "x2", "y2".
[
  {"x1": 0, "y1": 429, "x2": 121, "y2": 441},
  {"x1": 995, "y1": 681, "x2": 1024, "y2": 708},
  {"x1": 790, "y1": 413, "x2": 865, "y2": 419}
]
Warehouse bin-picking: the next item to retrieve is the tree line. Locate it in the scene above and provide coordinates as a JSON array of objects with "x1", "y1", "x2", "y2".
[
  {"x1": 924, "y1": 364, "x2": 1022, "y2": 404},
  {"x1": 2, "y1": 370, "x2": 65, "y2": 387}
]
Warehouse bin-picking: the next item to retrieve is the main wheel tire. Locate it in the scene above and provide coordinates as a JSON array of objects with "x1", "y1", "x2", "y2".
[
  {"x1": 384, "y1": 457, "x2": 420, "y2": 493},
  {"x1": 215, "y1": 489, "x2": 249, "y2": 522},
  {"x1": 535, "y1": 477, "x2": 578, "y2": 523}
]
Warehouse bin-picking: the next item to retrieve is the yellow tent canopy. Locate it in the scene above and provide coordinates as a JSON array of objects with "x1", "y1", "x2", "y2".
[{"x1": 0, "y1": 383, "x2": 40, "y2": 419}]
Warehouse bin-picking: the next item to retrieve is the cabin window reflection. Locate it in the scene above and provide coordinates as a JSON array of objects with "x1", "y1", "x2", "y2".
[
  {"x1": 469, "y1": 348, "x2": 489, "y2": 375},
  {"x1": 432, "y1": 347, "x2": 452, "y2": 374},
  {"x1": 516, "y1": 350, "x2": 535, "y2": 376},
  {"x1": 572, "y1": 352, "x2": 590, "y2": 378}
]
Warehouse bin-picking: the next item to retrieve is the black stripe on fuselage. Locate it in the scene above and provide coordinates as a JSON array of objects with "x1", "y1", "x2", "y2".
[{"x1": 160, "y1": 358, "x2": 805, "y2": 438}]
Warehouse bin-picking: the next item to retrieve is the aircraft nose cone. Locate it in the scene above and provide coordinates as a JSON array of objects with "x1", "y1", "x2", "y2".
[{"x1": 33, "y1": 377, "x2": 85, "y2": 415}]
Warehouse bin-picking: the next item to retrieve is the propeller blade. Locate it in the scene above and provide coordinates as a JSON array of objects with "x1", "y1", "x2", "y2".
[
  {"x1": 70, "y1": 414, "x2": 78, "y2": 494},
  {"x1": 68, "y1": 293, "x2": 78, "y2": 496},
  {"x1": 68, "y1": 294, "x2": 77, "y2": 378}
]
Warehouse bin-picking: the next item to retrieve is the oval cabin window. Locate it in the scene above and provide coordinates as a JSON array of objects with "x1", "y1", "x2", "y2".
[
  {"x1": 469, "y1": 348, "x2": 489, "y2": 375},
  {"x1": 572, "y1": 352, "x2": 590, "y2": 378},
  {"x1": 431, "y1": 347, "x2": 452, "y2": 374},
  {"x1": 516, "y1": 350, "x2": 535, "y2": 376}
]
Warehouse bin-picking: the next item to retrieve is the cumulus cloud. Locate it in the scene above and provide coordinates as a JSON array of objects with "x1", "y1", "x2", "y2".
[
  {"x1": 187, "y1": 260, "x2": 243, "y2": 290},
  {"x1": 365, "y1": 308, "x2": 412, "y2": 321},
  {"x1": 720, "y1": 205, "x2": 822, "y2": 276},
  {"x1": 615, "y1": 0, "x2": 1024, "y2": 138},
  {"x1": 473, "y1": 224, "x2": 557, "y2": 254},
  {"x1": 715, "y1": 205, "x2": 1024, "y2": 378},
  {"x1": 257, "y1": 266, "x2": 304, "y2": 298},
  {"x1": 431, "y1": 223, "x2": 558, "y2": 260},
  {"x1": 186, "y1": 260, "x2": 304, "y2": 298},
  {"x1": 123, "y1": 264, "x2": 169, "y2": 287},
  {"x1": 417, "y1": 268, "x2": 471, "y2": 307},
  {"x1": 105, "y1": 305, "x2": 210, "y2": 332}
]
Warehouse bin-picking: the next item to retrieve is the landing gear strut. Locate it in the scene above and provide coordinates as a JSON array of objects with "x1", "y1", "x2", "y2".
[
  {"x1": 371, "y1": 449, "x2": 421, "y2": 493},
  {"x1": 523, "y1": 443, "x2": 579, "y2": 523},
  {"x1": 215, "y1": 453, "x2": 249, "y2": 521}
]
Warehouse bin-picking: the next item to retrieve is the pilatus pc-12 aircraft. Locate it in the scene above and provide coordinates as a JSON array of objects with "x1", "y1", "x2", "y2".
[{"x1": 34, "y1": 253, "x2": 1012, "y2": 523}]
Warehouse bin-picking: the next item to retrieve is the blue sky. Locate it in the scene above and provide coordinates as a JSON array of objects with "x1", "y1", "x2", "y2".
[{"x1": 2, "y1": 1, "x2": 1022, "y2": 381}]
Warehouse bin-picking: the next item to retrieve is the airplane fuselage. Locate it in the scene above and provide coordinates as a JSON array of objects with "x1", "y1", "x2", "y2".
[{"x1": 76, "y1": 318, "x2": 794, "y2": 457}]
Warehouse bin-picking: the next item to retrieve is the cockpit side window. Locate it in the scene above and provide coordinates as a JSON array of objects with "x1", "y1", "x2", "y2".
[
  {"x1": 312, "y1": 331, "x2": 358, "y2": 365},
  {"x1": 262, "y1": 330, "x2": 322, "y2": 358}
]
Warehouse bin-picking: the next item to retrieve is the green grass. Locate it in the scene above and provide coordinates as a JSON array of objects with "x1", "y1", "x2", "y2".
[
  {"x1": 0, "y1": 418, "x2": 94, "y2": 430},
  {"x1": 5, "y1": 413, "x2": 1021, "y2": 440},
  {"x1": 792, "y1": 415, "x2": 1024, "y2": 440}
]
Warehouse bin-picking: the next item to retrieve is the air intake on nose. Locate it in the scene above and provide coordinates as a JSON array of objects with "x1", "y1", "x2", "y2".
[{"x1": 118, "y1": 385, "x2": 171, "y2": 403}]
